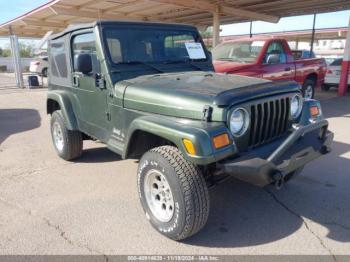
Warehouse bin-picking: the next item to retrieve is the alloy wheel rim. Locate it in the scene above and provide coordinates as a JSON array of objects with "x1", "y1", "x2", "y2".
[
  {"x1": 53, "y1": 122, "x2": 64, "y2": 152},
  {"x1": 144, "y1": 169, "x2": 175, "y2": 222}
]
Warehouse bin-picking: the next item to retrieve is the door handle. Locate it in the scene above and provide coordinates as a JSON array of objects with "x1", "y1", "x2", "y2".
[
  {"x1": 95, "y1": 74, "x2": 106, "y2": 89},
  {"x1": 72, "y1": 75, "x2": 80, "y2": 87},
  {"x1": 284, "y1": 67, "x2": 291, "y2": 71}
]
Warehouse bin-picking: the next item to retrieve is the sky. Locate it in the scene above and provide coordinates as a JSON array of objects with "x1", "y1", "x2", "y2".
[
  {"x1": 1, "y1": 0, "x2": 350, "y2": 48},
  {"x1": 221, "y1": 10, "x2": 350, "y2": 36}
]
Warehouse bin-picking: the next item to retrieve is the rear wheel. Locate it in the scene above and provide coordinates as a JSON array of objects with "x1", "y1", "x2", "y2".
[
  {"x1": 137, "y1": 146, "x2": 210, "y2": 240},
  {"x1": 50, "y1": 110, "x2": 83, "y2": 160},
  {"x1": 302, "y1": 79, "x2": 315, "y2": 99}
]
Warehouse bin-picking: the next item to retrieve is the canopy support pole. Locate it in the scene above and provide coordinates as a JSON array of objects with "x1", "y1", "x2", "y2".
[
  {"x1": 310, "y1": 13, "x2": 316, "y2": 58},
  {"x1": 212, "y1": 6, "x2": 220, "y2": 48},
  {"x1": 9, "y1": 26, "x2": 24, "y2": 88},
  {"x1": 249, "y1": 21, "x2": 253, "y2": 38},
  {"x1": 338, "y1": 17, "x2": 350, "y2": 96}
]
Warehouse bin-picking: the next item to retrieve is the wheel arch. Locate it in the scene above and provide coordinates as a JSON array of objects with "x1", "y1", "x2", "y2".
[
  {"x1": 122, "y1": 116, "x2": 217, "y2": 163},
  {"x1": 124, "y1": 129, "x2": 176, "y2": 159},
  {"x1": 305, "y1": 72, "x2": 318, "y2": 84},
  {"x1": 47, "y1": 92, "x2": 79, "y2": 130}
]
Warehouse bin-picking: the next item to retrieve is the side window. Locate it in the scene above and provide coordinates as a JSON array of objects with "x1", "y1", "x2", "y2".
[
  {"x1": 72, "y1": 33, "x2": 99, "y2": 73},
  {"x1": 107, "y1": 38, "x2": 122, "y2": 63},
  {"x1": 264, "y1": 42, "x2": 287, "y2": 64},
  {"x1": 50, "y1": 41, "x2": 68, "y2": 78}
]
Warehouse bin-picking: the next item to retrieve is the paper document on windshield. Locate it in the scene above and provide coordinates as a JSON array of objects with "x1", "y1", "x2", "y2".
[{"x1": 185, "y1": 43, "x2": 206, "y2": 59}]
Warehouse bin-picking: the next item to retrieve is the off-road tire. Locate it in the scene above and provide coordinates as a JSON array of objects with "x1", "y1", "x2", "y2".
[
  {"x1": 50, "y1": 110, "x2": 83, "y2": 160},
  {"x1": 137, "y1": 145, "x2": 210, "y2": 240},
  {"x1": 302, "y1": 79, "x2": 315, "y2": 99}
]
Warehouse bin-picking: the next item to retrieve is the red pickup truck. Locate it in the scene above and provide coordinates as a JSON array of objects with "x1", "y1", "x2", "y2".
[{"x1": 212, "y1": 37, "x2": 327, "y2": 98}]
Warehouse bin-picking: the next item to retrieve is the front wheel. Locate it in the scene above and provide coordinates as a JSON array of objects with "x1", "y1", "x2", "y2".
[
  {"x1": 137, "y1": 146, "x2": 210, "y2": 240},
  {"x1": 302, "y1": 79, "x2": 315, "y2": 99},
  {"x1": 50, "y1": 110, "x2": 83, "y2": 160}
]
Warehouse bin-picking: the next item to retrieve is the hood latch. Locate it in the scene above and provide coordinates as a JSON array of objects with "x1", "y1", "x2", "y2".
[{"x1": 202, "y1": 105, "x2": 213, "y2": 122}]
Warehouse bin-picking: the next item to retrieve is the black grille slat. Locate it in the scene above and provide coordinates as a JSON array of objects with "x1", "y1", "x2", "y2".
[
  {"x1": 269, "y1": 101, "x2": 276, "y2": 140},
  {"x1": 257, "y1": 104, "x2": 264, "y2": 145},
  {"x1": 279, "y1": 98, "x2": 285, "y2": 135},
  {"x1": 249, "y1": 105, "x2": 256, "y2": 146},
  {"x1": 248, "y1": 96, "x2": 290, "y2": 148},
  {"x1": 283, "y1": 98, "x2": 290, "y2": 132},
  {"x1": 253, "y1": 105, "x2": 261, "y2": 146},
  {"x1": 275, "y1": 99, "x2": 281, "y2": 137},
  {"x1": 263, "y1": 102, "x2": 269, "y2": 142}
]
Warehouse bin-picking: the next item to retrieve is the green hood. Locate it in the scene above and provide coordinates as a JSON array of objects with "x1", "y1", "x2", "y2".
[{"x1": 123, "y1": 72, "x2": 299, "y2": 121}]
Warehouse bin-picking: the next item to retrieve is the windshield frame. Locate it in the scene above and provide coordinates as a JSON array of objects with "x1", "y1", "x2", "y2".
[{"x1": 101, "y1": 25, "x2": 210, "y2": 67}]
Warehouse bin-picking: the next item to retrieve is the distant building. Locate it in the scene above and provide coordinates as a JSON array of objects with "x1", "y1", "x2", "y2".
[{"x1": 314, "y1": 39, "x2": 345, "y2": 50}]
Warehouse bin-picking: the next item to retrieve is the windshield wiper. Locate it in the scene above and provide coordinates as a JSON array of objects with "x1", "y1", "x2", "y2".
[
  {"x1": 118, "y1": 61, "x2": 164, "y2": 73},
  {"x1": 216, "y1": 58, "x2": 235, "y2": 61},
  {"x1": 217, "y1": 58, "x2": 246, "y2": 63},
  {"x1": 164, "y1": 59, "x2": 204, "y2": 71}
]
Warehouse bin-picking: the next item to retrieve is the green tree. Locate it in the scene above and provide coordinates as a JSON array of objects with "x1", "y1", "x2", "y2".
[
  {"x1": 19, "y1": 42, "x2": 34, "y2": 58},
  {"x1": 0, "y1": 42, "x2": 35, "y2": 58},
  {"x1": 0, "y1": 47, "x2": 11, "y2": 57}
]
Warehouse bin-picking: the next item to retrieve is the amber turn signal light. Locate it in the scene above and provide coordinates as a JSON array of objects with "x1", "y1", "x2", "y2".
[
  {"x1": 310, "y1": 106, "x2": 319, "y2": 117},
  {"x1": 213, "y1": 133, "x2": 231, "y2": 149},
  {"x1": 183, "y1": 139, "x2": 196, "y2": 155}
]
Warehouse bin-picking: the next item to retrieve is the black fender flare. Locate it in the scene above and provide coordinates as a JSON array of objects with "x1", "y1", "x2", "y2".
[{"x1": 47, "y1": 91, "x2": 79, "y2": 130}]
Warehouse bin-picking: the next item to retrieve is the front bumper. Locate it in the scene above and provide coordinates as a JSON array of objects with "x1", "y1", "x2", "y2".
[
  {"x1": 324, "y1": 75, "x2": 341, "y2": 85},
  {"x1": 218, "y1": 119, "x2": 333, "y2": 187}
]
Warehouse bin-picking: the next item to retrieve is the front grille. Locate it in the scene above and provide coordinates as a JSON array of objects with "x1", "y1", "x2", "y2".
[{"x1": 248, "y1": 97, "x2": 290, "y2": 147}]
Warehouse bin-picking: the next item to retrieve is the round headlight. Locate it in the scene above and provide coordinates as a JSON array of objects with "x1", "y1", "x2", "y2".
[
  {"x1": 290, "y1": 94, "x2": 303, "y2": 119},
  {"x1": 230, "y1": 108, "x2": 249, "y2": 136}
]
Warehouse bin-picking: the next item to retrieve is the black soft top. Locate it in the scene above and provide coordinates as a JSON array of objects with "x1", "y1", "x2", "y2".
[{"x1": 50, "y1": 20, "x2": 197, "y2": 40}]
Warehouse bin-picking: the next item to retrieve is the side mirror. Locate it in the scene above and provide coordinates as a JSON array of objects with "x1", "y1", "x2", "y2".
[
  {"x1": 266, "y1": 54, "x2": 280, "y2": 64},
  {"x1": 75, "y1": 53, "x2": 92, "y2": 74}
]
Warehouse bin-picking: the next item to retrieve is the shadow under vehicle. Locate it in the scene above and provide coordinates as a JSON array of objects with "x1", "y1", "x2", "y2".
[{"x1": 0, "y1": 108, "x2": 41, "y2": 145}]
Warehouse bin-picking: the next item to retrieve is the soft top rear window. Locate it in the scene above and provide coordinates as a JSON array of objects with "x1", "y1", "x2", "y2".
[{"x1": 49, "y1": 41, "x2": 67, "y2": 78}]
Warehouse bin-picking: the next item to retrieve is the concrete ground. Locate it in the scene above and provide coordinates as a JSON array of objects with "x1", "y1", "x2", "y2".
[
  {"x1": 0, "y1": 73, "x2": 349, "y2": 255},
  {"x1": 0, "y1": 73, "x2": 47, "y2": 90}
]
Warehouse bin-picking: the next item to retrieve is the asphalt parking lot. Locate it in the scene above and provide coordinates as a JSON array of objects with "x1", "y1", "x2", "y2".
[{"x1": 0, "y1": 73, "x2": 349, "y2": 255}]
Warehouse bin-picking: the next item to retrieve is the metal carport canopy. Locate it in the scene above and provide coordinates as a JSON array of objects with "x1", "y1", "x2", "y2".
[
  {"x1": 1, "y1": 0, "x2": 350, "y2": 94},
  {"x1": 1, "y1": 0, "x2": 350, "y2": 38}
]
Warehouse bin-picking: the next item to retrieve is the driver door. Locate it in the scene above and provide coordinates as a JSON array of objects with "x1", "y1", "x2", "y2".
[
  {"x1": 71, "y1": 31, "x2": 109, "y2": 140},
  {"x1": 261, "y1": 41, "x2": 295, "y2": 81}
]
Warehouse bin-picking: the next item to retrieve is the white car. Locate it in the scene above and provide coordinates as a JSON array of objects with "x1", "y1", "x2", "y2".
[
  {"x1": 29, "y1": 57, "x2": 48, "y2": 77},
  {"x1": 323, "y1": 58, "x2": 350, "y2": 91}
]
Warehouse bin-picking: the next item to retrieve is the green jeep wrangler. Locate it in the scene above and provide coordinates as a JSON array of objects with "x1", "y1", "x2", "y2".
[{"x1": 47, "y1": 21, "x2": 333, "y2": 240}]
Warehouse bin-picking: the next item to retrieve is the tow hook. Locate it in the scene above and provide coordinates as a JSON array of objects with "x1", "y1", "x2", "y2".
[{"x1": 273, "y1": 172, "x2": 284, "y2": 190}]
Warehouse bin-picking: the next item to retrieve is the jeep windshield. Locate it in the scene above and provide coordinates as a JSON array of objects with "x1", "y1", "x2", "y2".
[
  {"x1": 103, "y1": 27, "x2": 209, "y2": 67},
  {"x1": 212, "y1": 40, "x2": 265, "y2": 63}
]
